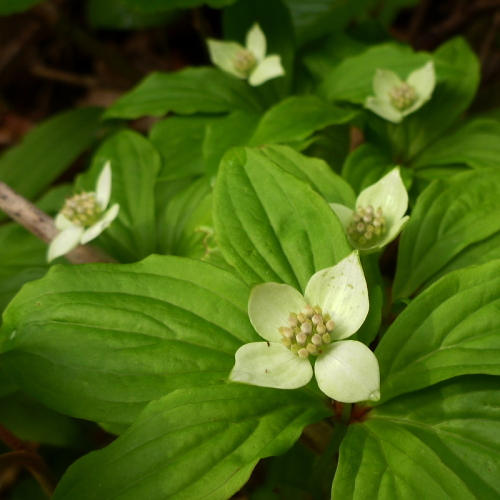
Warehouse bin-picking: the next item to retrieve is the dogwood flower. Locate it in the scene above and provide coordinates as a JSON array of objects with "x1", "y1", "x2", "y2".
[
  {"x1": 207, "y1": 23, "x2": 285, "y2": 86},
  {"x1": 230, "y1": 252, "x2": 380, "y2": 403},
  {"x1": 365, "y1": 61, "x2": 435, "y2": 123},
  {"x1": 47, "y1": 162, "x2": 119, "y2": 262},
  {"x1": 330, "y1": 168, "x2": 409, "y2": 254}
]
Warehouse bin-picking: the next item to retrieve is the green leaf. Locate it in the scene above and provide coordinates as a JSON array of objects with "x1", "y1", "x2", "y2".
[
  {"x1": 78, "y1": 130, "x2": 161, "y2": 262},
  {"x1": 249, "y1": 96, "x2": 357, "y2": 147},
  {"x1": 284, "y1": 0, "x2": 371, "y2": 46},
  {"x1": 0, "y1": 107, "x2": 102, "y2": 217},
  {"x1": 321, "y1": 43, "x2": 430, "y2": 104},
  {"x1": 333, "y1": 377, "x2": 500, "y2": 499},
  {"x1": 150, "y1": 116, "x2": 215, "y2": 181},
  {"x1": 213, "y1": 147, "x2": 351, "y2": 291},
  {"x1": 0, "y1": 391, "x2": 85, "y2": 447},
  {"x1": 394, "y1": 168, "x2": 500, "y2": 299},
  {"x1": 54, "y1": 384, "x2": 328, "y2": 500},
  {"x1": 86, "y1": 0, "x2": 176, "y2": 29},
  {"x1": 376, "y1": 260, "x2": 500, "y2": 403},
  {"x1": 0, "y1": 224, "x2": 49, "y2": 314},
  {"x1": 405, "y1": 38, "x2": 480, "y2": 158},
  {"x1": 0, "y1": 256, "x2": 255, "y2": 424},
  {"x1": 260, "y1": 145, "x2": 356, "y2": 206},
  {"x1": 0, "y1": 0, "x2": 44, "y2": 14},
  {"x1": 104, "y1": 68, "x2": 263, "y2": 120},
  {"x1": 116, "y1": 0, "x2": 238, "y2": 11},
  {"x1": 412, "y1": 118, "x2": 500, "y2": 169},
  {"x1": 203, "y1": 111, "x2": 260, "y2": 178}
]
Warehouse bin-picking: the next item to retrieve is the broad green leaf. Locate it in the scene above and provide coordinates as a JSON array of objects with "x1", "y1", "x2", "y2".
[
  {"x1": 0, "y1": 391, "x2": 85, "y2": 447},
  {"x1": 54, "y1": 385, "x2": 328, "y2": 500},
  {"x1": 150, "y1": 116, "x2": 215, "y2": 181},
  {"x1": 0, "y1": 362, "x2": 17, "y2": 398},
  {"x1": 213, "y1": 147, "x2": 351, "y2": 291},
  {"x1": 104, "y1": 68, "x2": 263, "y2": 120},
  {"x1": 333, "y1": 377, "x2": 500, "y2": 499},
  {"x1": 86, "y1": 0, "x2": 176, "y2": 29},
  {"x1": 321, "y1": 43, "x2": 430, "y2": 104},
  {"x1": 0, "y1": 107, "x2": 102, "y2": 217},
  {"x1": 412, "y1": 118, "x2": 500, "y2": 169},
  {"x1": 203, "y1": 111, "x2": 260, "y2": 178},
  {"x1": 376, "y1": 260, "x2": 500, "y2": 403},
  {"x1": 260, "y1": 145, "x2": 356, "y2": 206},
  {"x1": 394, "y1": 168, "x2": 500, "y2": 299},
  {"x1": 224, "y1": 0, "x2": 295, "y2": 99},
  {"x1": 0, "y1": 224, "x2": 49, "y2": 314},
  {"x1": 0, "y1": 0, "x2": 44, "y2": 14},
  {"x1": 342, "y1": 143, "x2": 396, "y2": 194},
  {"x1": 78, "y1": 130, "x2": 161, "y2": 262},
  {"x1": 284, "y1": 0, "x2": 370, "y2": 46},
  {"x1": 117, "y1": 0, "x2": 238, "y2": 11},
  {"x1": 0, "y1": 256, "x2": 256, "y2": 424},
  {"x1": 249, "y1": 96, "x2": 357, "y2": 147},
  {"x1": 405, "y1": 38, "x2": 480, "y2": 158}
]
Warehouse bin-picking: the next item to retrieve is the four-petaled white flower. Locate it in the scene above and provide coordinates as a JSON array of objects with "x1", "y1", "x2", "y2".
[
  {"x1": 365, "y1": 61, "x2": 435, "y2": 123},
  {"x1": 330, "y1": 168, "x2": 409, "y2": 254},
  {"x1": 230, "y1": 252, "x2": 380, "y2": 403},
  {"x1": 207, "y1": 23, "x2": 285, "y2": 87},
  {"x1": 48, "y1": 162, "x2": 120, "y2": 262}
]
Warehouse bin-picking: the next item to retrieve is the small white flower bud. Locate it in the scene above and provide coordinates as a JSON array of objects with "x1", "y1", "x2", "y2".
[
  {"x1": 313, "y1": 306, "x2": 322, "y2": 315},
  {"x1": 297, "y1": 313, "x2": 307, "y2": 323},
  {"x1": 365, "y1": 232, "x2": 373, "y2": 240},
  {"x1": 326, "y1": 320, "x2": 335, "y2": 332},
  {"x1": 281, "y1": 338, "x2": 292, "y2": 348},
  {"x1": 283, "y1": 328, "x2": 294, "y2": 339},
  {"x1": 307, "y1": 343, "x2": 317, "y2": 354},
  {"x1": 298, "y1": 348, "x2": 309, "y2": 358},
  {"x1": 312, "y1": 334, "x2": 323, "y2": 346},
  {"x1": 353, "y1": 213, "x2": 361, "y2": 222},
  {"x1": 303, "y1": 305, "x2": 314, "y2": 317},
  {"x1": 356, "y1": 223, "x2": 365, "y2": 233},
  {"x1": 366, "y1": 205, "x2": 374, "y2": 214},
  {"x1": 363, "y1": 214, "x2": 373, "y2": 223},
  {"x1": 316, "y1": 323, "x2": 326, "y2": 334},
  {"x1": 296, "y1": 332, "x2": 307, "y2": 345},
  {"x1": 288, "y1": 315, "x2": 298, "y2": 327},
  {"x1": 312, "y1": 314, "x2": 322, "y2": 325},
  {"x1": 301, "y1": 322, "x2": 312, "y2": 334},
  {"x1": 322, "y1": 333, "x2": 331, "y2": 344},
  {"x1": 290, "y1": 344, "x2": 300, "y2": 354}
]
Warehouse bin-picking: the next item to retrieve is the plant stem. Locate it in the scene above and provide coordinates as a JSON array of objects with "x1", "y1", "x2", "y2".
[{"x1": 0, "y1": 182, "x2": 116, "y2": 264}]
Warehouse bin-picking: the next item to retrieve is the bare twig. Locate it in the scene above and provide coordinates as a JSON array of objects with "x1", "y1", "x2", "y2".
[
  {"x1": 31, "y1": 63, "x2": 98, "y2": 88},
  {"x1": 0, "y1": 182, "x2": 116, "y2": 264},
  {"x1": 0, "y1": 451, "x2": 56, "y2": 498}
]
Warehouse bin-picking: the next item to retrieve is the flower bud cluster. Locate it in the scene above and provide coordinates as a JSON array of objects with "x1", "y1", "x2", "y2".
[
  {"x1": 233, "y1": 49, "x2": 257, "y2": 76},
  {"x1": 61, "y1": 192, "x2": 102, "y2": 227},
  {"x1": 389, "y1": 83, "x2": 416, "y2": 111},
  {"x1": 347, "y1": 205, "x2": 386, "y2": 248},
  {"x1": 279, "y1": 304, "x2": 335, "y2": 358}
]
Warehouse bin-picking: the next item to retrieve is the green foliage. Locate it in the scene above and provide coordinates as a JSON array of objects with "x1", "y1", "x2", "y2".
[{"x1": 0, "y1": 0, "x2": 45, "y2": 14}]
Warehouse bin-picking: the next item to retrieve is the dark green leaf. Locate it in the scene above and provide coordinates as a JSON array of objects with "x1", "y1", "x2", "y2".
[
  {"x1": 0, "y1": 0, "x2": 44, "y2": 14},
  {"x1": 0, "y1": 256, "x2": 255, "y2": 424},
  {"x1": 0, "y1": 107, "x2": 102, "y2": 217},
  {"x1": 54, "y1": 385, "x2": 328, "y2": 500},
  {"x1": 117, "y1": 0, "x2": 238, "y2": 11},
  {"x1": 214, "y1": 147, "x2": 351, "y2": 291},
  {"x1": 376, "y1": 260, "x2": 500, "y2": 403},
  {"x1": 249, "y1": 96, "x2": 357, "y2": 147},
  {"x1": 394, "y1": 168, "x2": 500, "y2": 299},
  {"x1": 333, "y1": 377, "x2": 500, "y2": 499},
  {"x1": 104, "y1": 68, "x2": 263, "y2": 120}
]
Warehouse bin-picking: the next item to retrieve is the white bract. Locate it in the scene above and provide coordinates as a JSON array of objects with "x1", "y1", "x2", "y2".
[
  {"x1": 47, "y1": 162, "x2": 119, "y2": 262},
  {"x1": 331, "y1": 168, "x2": 409, "y2": 254},
  {"x1": 207, "y1": 23, "x2": 284, "y2": 86},
  {"x1": 229, "y1": 252, "x2": 380, "y2": 403},
  {"x1": 365, "y1": 61, "x2": 435, "y2": 123}
]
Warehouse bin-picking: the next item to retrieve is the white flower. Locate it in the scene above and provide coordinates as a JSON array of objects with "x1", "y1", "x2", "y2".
[
  {"x1": 365, "y1": 61, "x2": 435, "y2": 123},
  {"x1": 330, "y1": 168, "x2": 409, "y2": 254},
  {"x1": 47, "y1": 162, "x2": 119, "y2": 262},
  {"x1": 207, "y1": 23, "x2": 285, "y2": 86},
  {"x1": 229, "y1": 252, "x2": 380, "y2": 403}
]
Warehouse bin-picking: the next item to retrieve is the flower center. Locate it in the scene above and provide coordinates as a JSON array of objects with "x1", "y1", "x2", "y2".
[
  {"x1": 279, "y1": 304, "x2": 334, "y2": 359},
  {"x1": 389, "y1": 83, "x2": 416, "y2": 111},
  {"x1": 233, "y1": 49, "x2": 257, "y2": 76},
  {"x1": 60, "y1": 192, "x2": 102, "y2": 227},
  {"x1": 347, "y1": 205, "x2": 386, "y2": 248}
]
